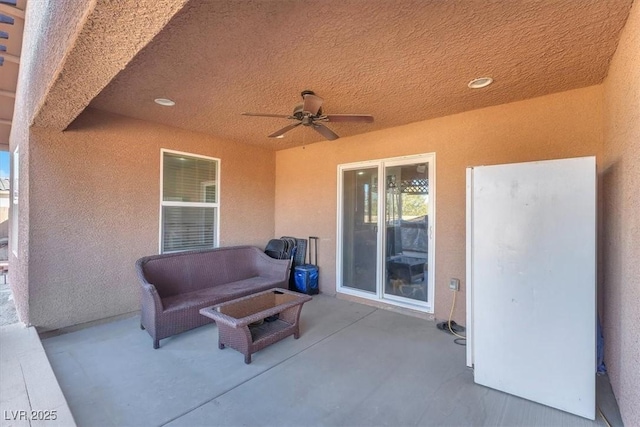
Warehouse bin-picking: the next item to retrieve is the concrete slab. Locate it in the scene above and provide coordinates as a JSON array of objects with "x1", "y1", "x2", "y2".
[
  {"x1": 0, "y1": 323, "x2": 75, "y2": 427},
  {"x1": 166, "y1": 308, "x2": 601, "y2": 427},
  {"x1": 42, "y1": 295, "x2": 620, "y2": 427},
  {"x1": 43, "y1": 295, "x2": 375, "y2": 426}
]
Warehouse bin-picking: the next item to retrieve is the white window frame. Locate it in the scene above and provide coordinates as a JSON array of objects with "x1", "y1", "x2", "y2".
[
  {"x1": 159, "y1": 149, "x2": 221, "y2": 253},
  {"x1": 11, "y1": 147, "x2": 18, "y2": 257}
]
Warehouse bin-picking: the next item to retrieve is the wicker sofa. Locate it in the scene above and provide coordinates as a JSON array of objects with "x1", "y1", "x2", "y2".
[{"x1": 135, "y1": 246, "x2": 291, "y2": 349}]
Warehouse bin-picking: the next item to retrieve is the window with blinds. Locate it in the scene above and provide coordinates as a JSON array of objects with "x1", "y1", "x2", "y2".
[{"x1": 160, "y1": 150, "x2": 220, "y2": 253}]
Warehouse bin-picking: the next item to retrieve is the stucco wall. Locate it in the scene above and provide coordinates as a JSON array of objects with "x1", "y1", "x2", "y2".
[
  {"x1": 18, "y1": 0, "x2": 94, "y2": 127},
  {"x1": 27, "y1": 108, "x2": 275, "y2": 329},
  {"x1": 275, "y1": 86, "x2": 604, "y2": 322},
  {"x1": 602, "y1": 1, "x2": 640, "y2": 425},
  {"x1": 8, "y1": 0, "x2": 96, "y2": 323}
]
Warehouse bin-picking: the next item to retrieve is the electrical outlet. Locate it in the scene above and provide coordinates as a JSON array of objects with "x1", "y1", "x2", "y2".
[{"x1": 449, "y1": 278, "x2": 460, "y2": 291}]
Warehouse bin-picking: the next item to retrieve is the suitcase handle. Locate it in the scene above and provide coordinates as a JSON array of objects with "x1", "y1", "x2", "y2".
[{"x1": 308, "y1": 236, "x2": 319, "y2": 266}]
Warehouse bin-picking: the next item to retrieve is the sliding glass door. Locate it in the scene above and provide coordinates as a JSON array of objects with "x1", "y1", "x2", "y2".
[
  {"x1": 383, "y1": 161, "x2": 430, "y2": 304},
  {"x1": 340, "y1": 166, "x2": 379, "y2": 293},
  {"x1": 337, "y1": 154, "x2": 435, "y2": 312}
]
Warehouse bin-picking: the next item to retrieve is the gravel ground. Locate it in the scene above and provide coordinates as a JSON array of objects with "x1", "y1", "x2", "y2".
[{"x1": 0, "y1": 280, "x2": 19, "y2": 326}]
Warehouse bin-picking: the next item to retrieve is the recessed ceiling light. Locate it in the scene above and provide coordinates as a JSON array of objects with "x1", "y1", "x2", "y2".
[
  {"x1": 468, "y1": 77, "x2": 493, "y2": 89},
  {"x1": 275, "y1": 135, "x2": 285, "y2": 139},
  {"x1": 154, "y1": 98, "x2": 175, "y2": 106}
]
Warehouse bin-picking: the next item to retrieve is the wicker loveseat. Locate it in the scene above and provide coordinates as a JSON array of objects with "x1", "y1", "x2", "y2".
[{"x1": 135, "y1": 246, "x2": 291, "y2": 349}]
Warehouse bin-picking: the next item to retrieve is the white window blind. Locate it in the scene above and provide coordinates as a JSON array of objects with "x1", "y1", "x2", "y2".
[{"x1": 160, "y1": 150, "x2": 219, "y2": 253}]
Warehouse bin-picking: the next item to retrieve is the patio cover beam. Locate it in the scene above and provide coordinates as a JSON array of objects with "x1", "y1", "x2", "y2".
[
  {"x1": 0, "y1": 3, "x2": 25, "y2": 19},
  {"x1": 2, "y1": 53, "x2": 20, "y2": 64},
  {"x1": 0, "y1": 90, "x2": 16, "y2": 99}
]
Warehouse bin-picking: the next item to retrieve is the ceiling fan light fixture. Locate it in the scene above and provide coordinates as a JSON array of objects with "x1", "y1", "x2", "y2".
[
  {"x1": 241, "y1": 91, "x2": 374, "y2": 141},
  {"x1": 154, "y1": 98, "x2": 176, "y2": 106},
  {"x1": 468, "y1": 77, "x2": 493, "y2": 89}
]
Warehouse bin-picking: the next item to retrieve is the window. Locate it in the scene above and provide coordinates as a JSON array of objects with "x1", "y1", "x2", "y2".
[
  {"x1": 10, "y1": 147, "x2": 18, "y2": 256},
  {"x1": 160, "y1": 150, "x2": 220, "y2": 253}
]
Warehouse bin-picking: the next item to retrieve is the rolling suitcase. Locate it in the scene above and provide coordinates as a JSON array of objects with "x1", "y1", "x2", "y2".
[
  {"x1": 282, "y1": 236, "x2": 306, "y2": 268},
  {"x1": 294, "y1": 236, "x2": 319, "y2": 295},
  {"x1": 282, "y1": 236, "x2": 307, "y2": 291}
]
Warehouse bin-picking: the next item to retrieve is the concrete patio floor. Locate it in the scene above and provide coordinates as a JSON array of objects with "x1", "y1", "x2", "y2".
[{"x1": 42, "y1": 295, "x2": 621, "y2": 427}]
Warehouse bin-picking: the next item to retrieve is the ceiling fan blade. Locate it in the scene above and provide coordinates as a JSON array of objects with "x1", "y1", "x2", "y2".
[
  {"x1": 324, "y1": 114, "x2": 374, "y2": 123},
  {"x1": 313, "y1": 123, "x2": 339, "y2": 141},
  {"x1": 302, "y1": 94, "x2": 324, "y2": 115},
  {"x1": 242, "y1": 112, "x2": 291, "y2": 118},
  {"x1": 268, "y1": 122, "x2": 301, "y2": 138}
]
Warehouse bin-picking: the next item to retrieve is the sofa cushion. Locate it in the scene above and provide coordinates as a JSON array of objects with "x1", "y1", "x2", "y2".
[{"x1": 161, "y1": 276, "x2": 282, "y2": 314}]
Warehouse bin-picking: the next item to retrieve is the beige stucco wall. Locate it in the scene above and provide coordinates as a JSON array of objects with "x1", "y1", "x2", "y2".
[
  {"x1": 275, "y1": 85, "x2": 604, "y2": 322},
  {"x1": 27, "y1": 108, "x2": 275, "y2": 329},
  {"x1": 8, "y1": 0, "x2": 96, "y2": 323},
  {"x1": 602, "y1": 1, "x2": 640, "y2": 425},
  {"x1": 19, "y1": 0, "x2": 94, "y2": 128}
]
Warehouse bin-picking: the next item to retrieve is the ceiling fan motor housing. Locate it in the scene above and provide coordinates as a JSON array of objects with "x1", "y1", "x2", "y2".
[{"x1": 293, "y1": 103, "x2": 323, "y2": 123}]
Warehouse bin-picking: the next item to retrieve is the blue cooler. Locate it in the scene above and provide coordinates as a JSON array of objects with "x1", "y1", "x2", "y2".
[
  {"x1": 293, "y1": 236, "x2": 319, "y2": 295},
  {"x1": 294, "y1": 265, "x2": 319, "y2": 295}
]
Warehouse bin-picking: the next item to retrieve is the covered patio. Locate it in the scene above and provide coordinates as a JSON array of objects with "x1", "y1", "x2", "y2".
[
  {"x1": 1, "y1": 0, "x2": 638, "y2": 425},
  {"x1": 41, "y1": 295, "x2": 621, "y2": 426}
]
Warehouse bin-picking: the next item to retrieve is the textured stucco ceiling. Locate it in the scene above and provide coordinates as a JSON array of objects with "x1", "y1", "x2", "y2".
[
  {"x1": 89, "y1": 0, "x2": 633, "y2": 150},
  {"x1": 31, "y1": 0, "x2": 191, "y2": 131}
]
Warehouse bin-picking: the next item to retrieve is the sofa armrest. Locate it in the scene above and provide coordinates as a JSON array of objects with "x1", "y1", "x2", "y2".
[
  {"x1": 136, "y1": 257, "x2": 165, "y2": 335},
  {"x1": 140, "y1": 282, "x2": 164, "y2": 313},
  {"x1": 136, "y1": 257, "x2": 164, "y2": 312},
  {"x1": 139, "y1": 282, "x2": 164, "y2": 340},
  {"x1": 253, "y1": 251, "x2": 291, "y2": 282}
]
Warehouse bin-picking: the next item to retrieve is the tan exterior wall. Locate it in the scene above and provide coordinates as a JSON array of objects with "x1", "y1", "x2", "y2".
[
  {"x1": 275, "y1": 86, "x2": 604, "y2": 322},
  {"x1": 8, "y1": 0, "x2": 96, "y2": 323},
  {"x1": 27, "y1": 108, "x2": 275, "y2": 329},
  {"x1": 18, "y1": 0, "x2": 94, "y2": 128},
  {"x1": 602, "y1": 1, "x2": 640, "y2": 425}
]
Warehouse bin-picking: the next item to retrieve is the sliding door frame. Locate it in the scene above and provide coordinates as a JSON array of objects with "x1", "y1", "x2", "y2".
[
  {"x1": 336, "y1": 153, "x2": 436, "y2": 313},
  {"x1": 336, "y1": 160, "x2": 382, "y2": 299}
]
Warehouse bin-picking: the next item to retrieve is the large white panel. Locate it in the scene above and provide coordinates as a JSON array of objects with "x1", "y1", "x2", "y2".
[{"x1": 471, "y1": 157, "x2": 596, "y2": 419}]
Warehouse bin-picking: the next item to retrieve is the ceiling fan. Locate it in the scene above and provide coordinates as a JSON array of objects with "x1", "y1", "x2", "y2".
[{"x1": 241, "y1": 90, "x2": 374, "y2": 141}]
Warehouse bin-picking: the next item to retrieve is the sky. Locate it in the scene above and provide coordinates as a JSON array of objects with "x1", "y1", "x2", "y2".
[{"x1": 0, "y1": 151, "x2": 9, "y2": 179}]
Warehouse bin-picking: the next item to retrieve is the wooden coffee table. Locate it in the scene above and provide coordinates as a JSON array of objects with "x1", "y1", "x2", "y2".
[{"x1": 199, "y1": 288, "x2": 312, "y2": 364}]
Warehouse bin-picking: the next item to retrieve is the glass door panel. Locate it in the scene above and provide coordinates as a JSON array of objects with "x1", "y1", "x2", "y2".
[
  {"x1": 341, "y1": 167, "x2": 378, "y2": 293},
  {"x1": 383, "y1": 162, "x2": 429, "y2": 303}
]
